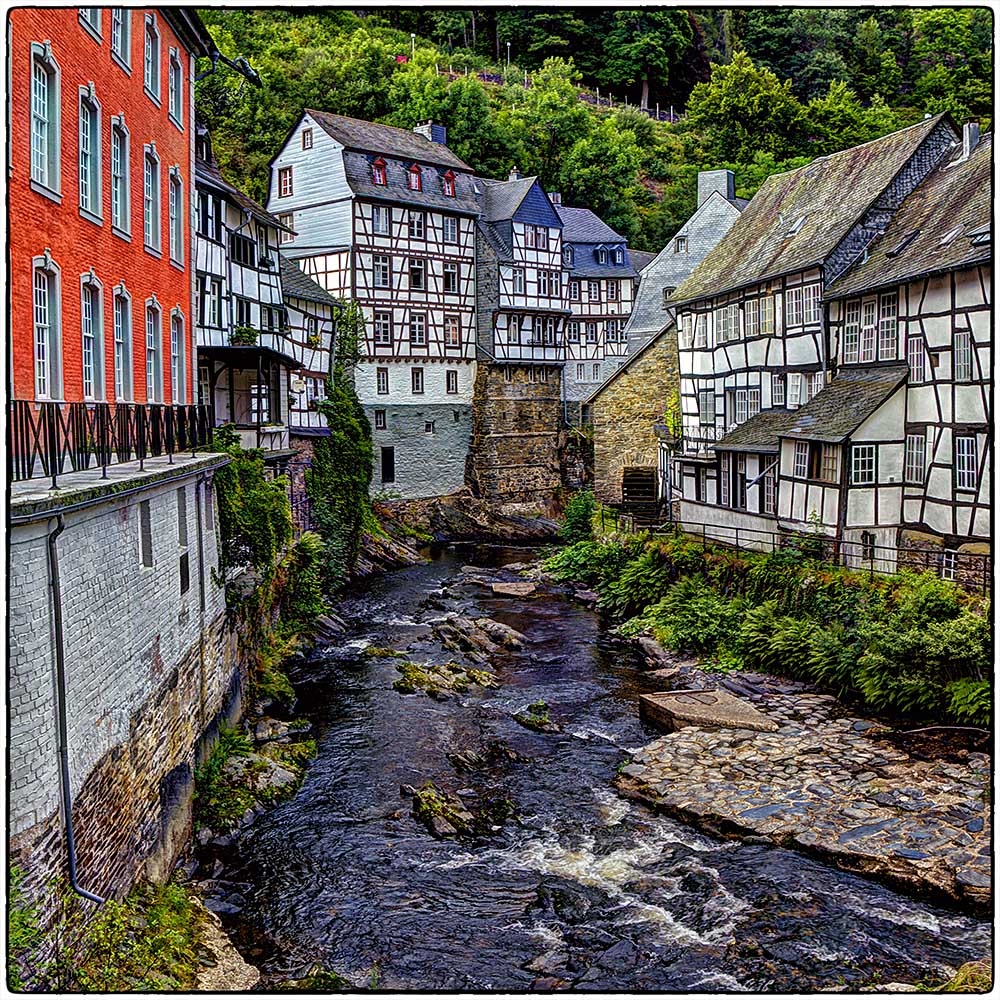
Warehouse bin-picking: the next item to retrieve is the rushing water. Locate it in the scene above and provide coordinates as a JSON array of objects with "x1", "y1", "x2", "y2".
[{"x1": 210, "y1": 547, "x2": 989, "y2": 991}]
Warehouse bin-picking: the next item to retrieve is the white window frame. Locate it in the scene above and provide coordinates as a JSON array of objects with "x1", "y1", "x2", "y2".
[
  {"x1": 443, "y1": 262, "x2": 459, "y2": 294},
  {"x1": 860, "y1": 300, "x2": 876, "y2": 363},
  {"x1": 408, "y1": 210, "x2": 425, "y2": 239},
  {"x1": 30, "y1": 43, "x2": 62, "y2": 197},
  {"x1": 411, "y1": 366, "x2": 424, "y2": 394},
  {"x1": 170, "y1": 308, "x2": 185, "y2": 403},
  {"x1": 444, "y1": 315, "x2": 460, "y2": 348},
  {"x1": 143, "y1": 144, "x2": 161, "y2": 253},
  {"x1": 78, "y1": 84, "x2": 102, "y2": 221},
  {"x1": 793, "y1": 441, "x2": 809, "y2": 479},
  {"x1": 32, "y1": 252, "x2": 63, "y2": 400},
  {"x1": 373, "y1": 311, "x2": 392, "y2": 346},
  {"x1": 446, "y1": 369, "x2": 459, "y2": 394},
  {"x1": 110, "y1": 115, "x2": 130, "y2": 235},
  {"x1": 851, "y1": 444, "x2": 876, "y2": 485},
  {"x1": 955, "y1": 435, "x2": 977, "y2": 491},
  {"x1": 953, "y1": 329, "x2": 973, "y2": 382},
  {"x1": 904, "y1": 432, "x2": 926, "y2": 485},
  {"x1": 567, "y1": 321, "x2": 580, "y2": 343},
  {"x1": 168, "y1": 167, "x2": 184, "y2": 265},
  {"x1": 802, "y1": 282, "x2": 822, "y2": 324},
  {"x1": 592, "y1": 363, "x2": 601, "y2": 382},
  {"x1": 372, "y1": 204, "x2": 390, "y2": 236},
  {"x1": 168, "y1": 47, "x2": 183, "y2": 128},
  {"x1": 940, "y1": 550, "x2": 958, "y2": 581},
  {"x1": 697, "y1": 389, "x2": 715, "y2": 426},
  {"x1": 760, "y1": 294, "x2": 775, "y2": 335},
  {"x1": 408, "y1": 258, "x2": 426, "y2": 291},
  {"x1": 79, "y1": 270, "x2": 104, "y2": 400},
  {"x1": 785, "y1": 285, "x2": 803, "y2": 328},
  {"x1": 907, "y1": 336, "x2": 926, "y2": 383},
  {"x1": 409, "y1": 313, "x2": 427, "y2": 346},
  {"x1": 772, "y1": 373, "x2": 785, "y2": 406},
  {"x1": 443, "y1": 215, "x2": 458, "y2": 244},
  {"x1": 145, "y1": 298, "x2": 162, "y2": 403},
  {"x1": 788, "y1": 373, "x2": 804, "y2": 408},
  {"x1": 143, "y1": 13, "x2": 160, "y2": 103},
  {"x1": 79, "y1": 8, "x2": 102, "y2": 40},
  {"x1": 877, "y1": 292, "x2": 897, "y2": 360},
  {"x1": 376, "y1": 367, "x2": 389, "y2": 394},
  {"x1": 113, "y1": 283, "x2": 133, "y2": 401},
  {"x1": 763, "y1": 468, "x2": 776, "y2": 514},
  {"x1": 372, "y1": 255, "x2": 390, "y2": 289},
  {"x1": 694, "y1": 313, "x2": 708, "y2": 348},
  {"x1": 843, "y1": 299, "x2": 861, "y2": 364},
  {"x1": 588, "y1": 280, "x2": 601, "y2": 302},
  {"x1": 512, "y1": 269, "x2": 525, "y2": 295},
  {"x1": 111, "y1": 9, "x2": 131, "y2": 70},
  {"x1": 278, "y1": 165, "x2": 293, "y2": 197}
]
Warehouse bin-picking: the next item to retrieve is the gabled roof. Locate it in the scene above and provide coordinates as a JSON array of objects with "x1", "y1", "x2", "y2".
[
  {"x1": 305, "y1": 109, "x2": 472, "y2": 171},
  {"x1": 781, "y1": 366, "x2": 909, "y2": 443},
  {"x1": 671, "y1": 114, "x2": 954, "y2": 305},
  {"x1": 586, "y1": 322, "x2": 674, "y2": 404},
  {"x1": 196, "y1": 158, "x2": 292, "y2": 233},
  {"x1": 279, "y1": 257, "x2": 339, "y2": 306},
  {"x1": 555, "y1": 205, "x2": 623, "y2": 244},
  {"x1": 479, "y1": 175, "x2": 539, "y2": 222},
  {"x1": 629, "y1": 250, "x2": 657, "y2": 272},
  {"x1": 826, "y1": 134, "x2": 992, "y2": 299}
]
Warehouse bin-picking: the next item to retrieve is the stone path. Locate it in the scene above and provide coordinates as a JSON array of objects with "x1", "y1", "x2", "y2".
[{"x1": 617, "y1": 666, "x2": 991, "y2": 913}]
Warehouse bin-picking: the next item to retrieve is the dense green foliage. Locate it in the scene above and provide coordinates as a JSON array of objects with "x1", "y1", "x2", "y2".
[
  {"x1": 544, "y1": 531, "x2": 990, "y2": 725},
  {"x1": 7, "y1": 866, "x2": 42, "y2": 990},
  {"x1": 196, "y1": 8, "x2": 991, "y2": 251},
  {"x1": 559, "y1": 489, "x2": 596, "y2": 545},
  {"x1": 193, "y1": 726, "x2": 256, "y2": 831}
]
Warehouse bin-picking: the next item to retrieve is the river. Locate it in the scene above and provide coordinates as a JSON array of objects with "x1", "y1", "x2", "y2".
[{"x1": 207, "y1": 546, "x2": 989, "y2": 991}]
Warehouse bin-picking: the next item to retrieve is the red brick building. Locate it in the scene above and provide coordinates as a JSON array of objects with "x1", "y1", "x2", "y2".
[{"x1": 8, "y1": 7, "x2": 212, "y2": 407}]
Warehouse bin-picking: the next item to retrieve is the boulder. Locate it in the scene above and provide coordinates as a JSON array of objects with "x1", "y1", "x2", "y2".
[{"x1": 492, "y1": 581, "x2": 537, "y2": 597}]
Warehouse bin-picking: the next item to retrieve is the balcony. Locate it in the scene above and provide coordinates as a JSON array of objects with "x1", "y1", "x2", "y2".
[{"x1": 680, "y1": 423, "x2": 724, "y2": 456}]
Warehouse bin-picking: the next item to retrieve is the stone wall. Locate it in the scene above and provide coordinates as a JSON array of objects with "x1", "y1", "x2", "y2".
[
  {"x1": 590, "y1": 330, "x2": 678, "y2": 505},
  {"x1": 8, "y1": 455, "x2": 252, "y2": 922},
  {"x1": 466, "y1": 362, "x2": 564, "y2": 512},
  {"x1": 897, "y1": 528, "x2": 991, "y2": 594}
]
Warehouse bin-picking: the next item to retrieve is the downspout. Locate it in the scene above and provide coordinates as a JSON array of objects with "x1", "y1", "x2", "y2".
[{"x1": 48, "y1": 515, "x2": 106, "y2": 905}]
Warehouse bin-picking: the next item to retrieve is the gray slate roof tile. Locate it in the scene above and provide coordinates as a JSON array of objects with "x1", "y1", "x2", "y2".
[
  {"x1": 715, "y1": 408, "x2": 801, "y2": 453},
  {"x1": 343, "y1": 150, "x2": 481, "y2": 215},
  {"x1": 279, "y1": 256, "x2": 339, "y2": 306}
]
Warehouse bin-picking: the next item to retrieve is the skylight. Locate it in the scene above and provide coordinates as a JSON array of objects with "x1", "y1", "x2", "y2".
[
  {"x1": 886, "y1": 230, "x2": 920, "y2": 258},
  {"x1": 786, "y1": 215, "x2": 806, "y2": 237},
  {"x1": 939, "y1": 225, "x2": 963, "y2": 246}
]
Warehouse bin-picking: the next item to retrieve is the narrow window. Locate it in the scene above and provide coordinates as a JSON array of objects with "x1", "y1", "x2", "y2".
[
  {"x1": 843, "y1": 300, "x2": 861, "y2": 363},
  {"x1": 79, "y1": 9, "x2": 101, "y2": 38},
  {"x1": 608, "y1": 279, "x2": 619, "y2": 302},
  {"x1": 503, "y1": 366, "x2": 513, "y2": 383},
  {"x1": 697, "y1": 389, "x2": 715, "y2": 426},
  {"x1": 374, "y1": 409, "x2": 386, "y2": 430},
  {"x1": 278, "y1": 213, "x2": 294, "y2": 243},
  {"x1": 143, "y1": 15, "x2": 160, "y2": 101},
  {"x1": 442, "y1": 170, "x2": 455, "y2": 197},
  {"x1": 78, "y1": 88, "x2": 100, "y2": 218},
  {"x1": 110, "y1": 118, "x2": 130, "y2": 233},
  {"x1": 568, "y1": 279, "x2": 579, "y2": 301},
  {"x1": 381, "y1": 446, "x2": 395, "y2": 484},
  {"x1": 860, "y1": 300, "x2": 876, "y2": 362},
  {"x1": 446, "y1": 369, "x2": 458, "y2": 394},
  {"x1": 861, "y1": 531, "x2": 876, "y2": 561},
  {"x1": 746, "y1": 298, "x2": 760, "y2": 338},
  {"x1": 953, "y1": 330, "x2": 973, "y2": 382},
  {"x1": 409, "y1": 313, "x2": 427, "y2": 346},
  {"x1": 145, "y1": 301, "x2": 161, "y2": 402},
  {"x1": 143, "y1": 148, "x2": 160, "y2": 251},
  {"x1": 761, "y1": 295, "x2": 775, "y2": 335},
  {"x1": 772, "y1": 373, "x2": 785, "y2": 406},
  {"x1": 940, "y1": 550, "x2": 958, "y2": 581},
  {"x1": 373, "y1": 255, "x2": 390, "y2": 288},
  {"x1": 793, "y1": 442, "x2": 809, "y2": 479},
  {"x1": 80, "y1": 276, "x2": 103, "y2": 399},
  {"x1": 719, "y1": 457, "x2": 730, "y2": 506},
  {"x1": 372, "y1": 204, "x2": 389, "y2": 236},
  {"x1": 820, "y1": 444, "x2": 838, "y2": 483},
  {"x1": 878, "y1": 293, "x2": 897, "y2": 360},
  {"x1": 907, "y1": 336, "x2": 926, "y2": 383},
  {"x1": 139, "y1": 499, "x2": 153, "y2": 567},
  {"x1": 278, "y1": 165, "x2": 293, "y2": 197},
  {"x1": 592, "y1": 363, "x2": 601, "y2": 381},
  {"x1": 409, "y1": 210, "x2": 426, "y2": 239},
  {"x1": 302, "y1": 128, "x2": 313, "y2": 149},
  {"x1": 955, "y1": 436, "x2": 977, "y2": 491},
  {"x1": 111, "y1": 9, "x2": 130, "y2": 67},
  {"x1": 586, "y1": 322, "x2": 597, "y2": 344},
  {"x1": 904, "y1": 433, "x2": 926, "y2": 484},
  {"x1": 763, "y1": 468, "x2": 776, "y2": 514},
  {"x1": 444, "y1": 315, "x2": 460, "y2": 348},
  {"x1": 376, "y1": 367, "x2": 389, "y2": 394},
  {"x1": 33, "y1": 259, "x2": 61, "y2": 399},
  {"x1": 576, "y1": 363, "x2": 585, "y2": 380},
  {"x1": 694, "y1": 314, "x2": 708, "y2": 348},
  {"x1": 443, "y1": 263, "x2": 458, "y2": 293},
  {"x1": 170, "y1": 311, "x2": 184, "y2": 402},
  {"x1": 411, "y1": 367, "x2": 424, "y2": 394},
  {"x1": 177, "y1": 487, "x2": 190, "y2": 594},
  {"x1": 675, "y1": 236, "x2": 687, "y2": 253},
  {"x1": 567, "y1": 321, "x2": 579, "y2": 343},
  {"x1": 168, "y1": 49, "x2": 183, "y2": 126},
  {"x1": 372, "y1": 157, "x2": 386, "y2": 185},
  {"x1": 785, "y1": 286, "x2": 803, "y2": 327},
  {"x1": 373, "y1": 311, "x2": 392, "y2": 346},
  {"x1": 168, "y1": 170, "x2": 183, "y2": 264},
  {"x1": 588, "y1": 280, "x2": 600, "y2": 302},
  {"x1": 788, "y1": 373, "x2": 804, "y2": 408},
  {"x1": 443, "y1": 216, "x2": 458, "y2": 243},
  {"x1": 513, "y1": 269, "x2": 526, "y2": 295},
  {"x1": 409, "y1": 258, "x2": 426, "y2": 290},
  {"x1": 113, "y1": 289, "x2": 132, "y2": 400},
  {"x1": 851, "y1": 444, "x2": 876, "y2": 485},
  {"x1": 408, "y1": 163, "x2": 422, "y2": 191},
  {"x1": 31, "y1": 47, "x2": 60, "y2": 192},
  {"x1": 802, "y1": 283, "x2": 822, "y2": 324}
]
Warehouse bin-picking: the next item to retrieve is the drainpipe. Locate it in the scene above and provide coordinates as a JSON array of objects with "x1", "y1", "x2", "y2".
[{"x1": 48, "y1": 515, "x2": 106, "y2": 905}]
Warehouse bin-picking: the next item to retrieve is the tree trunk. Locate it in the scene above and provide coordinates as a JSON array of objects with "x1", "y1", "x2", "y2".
[
  {"x1": 641, "y1": 76, "x2": 650, "y2": 110},
  {"x1": 471, "y1": 10, "x2": 476, "y2": 48}
]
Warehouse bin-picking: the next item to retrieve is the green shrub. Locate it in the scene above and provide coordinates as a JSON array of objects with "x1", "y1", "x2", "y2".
[
  {"x1": 193, "y1": 727, "x2": 255, "y2": 831},
  {"x1": 736, "y1": 602, "x2": 823, "y2": 679},
  {"x1": 543, "y1": 539, "x2": 633, "y2": 588},
  {"x1": 945, "y1": 678, "x2": 991, "y2": 727},
  {"x1": 560, "y1": 489, "x2": 596, "y2": 544},
  {"x1": 8, "y1": 866, "x2": 41, "y2": 990},
  {"x1": 641, "y1": 576, "x2": 745, "y2": 655},
  {"x1": 599, "y1": 547, "x2": 675, "y2": 619}
]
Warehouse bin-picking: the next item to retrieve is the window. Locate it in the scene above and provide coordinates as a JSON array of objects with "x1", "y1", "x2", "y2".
[
  {"x1": 861, "y1": 300, "x2": 876, "y2": 362},
  {"x1": 719, "y1": 456, "x2": 730, "y2": 506},
  {"x1": 143, "y1": 14, "x2": 160, "y2": 101},
  {"x1": 113, "y1": 287, "x2": 132, "y2": 400},
  {"x1": 585, "y1": 322, "x2": 597, "y2": 344},
  {"x1": 80, "y1": 274, "x2": 103, "y2": 399},
  {"x1": 235, "y1": 296, "x2": 251, "y2": 327},
  {"x1": 168, "y1": 49, "x2": 183, "y2": 127},
  {"x1": 380, "y1": 446, "x2": 395, "y2": 484},
  {"x1": 230, "y1": 233, "x2": 256, "y2": 268},
  {"x1": 302, "y1": 128, "x2": 313, "y2": 149},
  {"x1": 802, "y1": 283, "x2": 822, "y2": 324},
  {"x1": 793, "y1": 442, "x2": 809, "y2": 479},
  {"x1": 143, "y1": 147, "x2": 160, "y2": 251},
  {"x1": 255, "y1": 225, "x2": 269, "y2": 265},
  {"x1": 820, "y1": 444, "x2": 838, "y2": 483},
  {"x1": 695, "y1": 467, "x2": 707, "y2": 503},
  {"x1": 953, "y1": 330, "x2": 972, "y2": 381},
  {"x1": 168, "y1": 170, "x2": 183, "y2": 264},
  {"x1": 563, "y1": 246, "x2": 574, "y2": 266},
  {"x1": 576, "y1": 363, "x2": 585, "y2": 380},
  {"x1": 373, "y1": 311, "x2": 392, "y2": 346},
  {"x1": 615, "y1": 247, "x2": 624, "y2": 264},
  {"x1": 250, "y1": 382, "x2": 270, "y2": 422},
  {"x1": 208, "y1": 279, "x2": 222, "y2": 327},
  {"x1": 567, "y1": 321, "x2": 580, "y2": 343},
  {"x1": 674, "y1": 235, "x2": 688, "y2": 253},
  {"x1": 372, "y1": 204, "x2": 390, "y2": 236},
  {"x1": 33, "y1": 255, "x2": 61, "y2": 399},
  {"x1": 372, "y1": 157, "x2": 386, "y2": 185},
  {"x1": 446, "y1": 369, "x2": 458, "y2": 394},
  {"x1": 177, "y1": 487, "x2": 189, "y2": 592},
  {"x1": 376, "y1": 367, "x2": 389, "y2": 394},
  {"x1": 197, "y1": 191, "x2": 222, "y2": 241},
  {"x1": 592, "y1": 363, "x2": 601, "y2": 381},
  {"x1": 568, "y1": 279, "x2": 579, "y2": 301},
  {"x1": 442, "y1": 170, "x2": 455, "y2": 197},
  {"x1": 110, "y1": 118, "x2": 130, "y2": 233},
  {"x1": 409, "y1": 313, "x2": 427, "y2": 346},
  {"x1": 278, "y1": 166, "x2": 293, "y2": 197},
  {"x1": 170, "y1": 310, "x2": 185, "y2": 403},
  {"x1": 878, "y1": 293, "x2": 897, "y2": 360},
  {"x1": 851, "y1": 444, "x2": 876, "y2": 485},
  {"x1": 788, "y1": 373, "x2": 804, "y2": 407},
  {"x1": 31, "y1": 45, "x2": 61, "y2": 194},
  {"x1": 907, "y1": 336, "x2": 926, "y2": 383},
  {"x1": 716, "y1": 303, "x2": 738, "y2": 343},
  {"x1": 760, "y1": 295, "x2": 775, "y2": 335},
  {"x1": 443, "y1": 216, "x2": 458, "y2": 243},
  {"x1": 374, "y1": 409, "x2": 386, "y2": 429},
  {"x1": 746, "y1": 298, "x2": 760, "y2": 339},
  {"x1": 693, "y1": 313, "x2": 708, "y2": 348},
  {"x1": 940, "y1": 550, "x2": 958, "y2": 581},
  {"x1": 785, "y1": 286, "x2": 803, "y2": 327},
  {"x1": 904, "y1": 433, "x2": 926, "y2": 484},
  {"x1": 139, "y1": 500, "x2": 153, "y2": 567},
  {"x1": 512, "y1": 269, "x2": 525, "y2": 295},
  {"x1": 607, "y1": 319, "x2": 619, "y2": 342},
  {"x1": 503, "y1": 367, "x2": 513, "y2": 383},
  {"x1": 111, "y1": 9, "x2": 130, "y2": 68},
  {"x1": 597, "y1": 247, "x2": 608, "y2": 265},
  {"x1": 79, "y1": 8, "x2": 102, "y2": 37},
  {"x1": 588, "y1": 280, "x2": 600, "y2": 302},
  {"x1": 444, "y1": 262, "x2": 458, "y2": 293},
  {"x1": 955, "y1": 436, "x2": 977, "y2": 491},
  {"x1": 843, "y1": 300, "x2": 861, "y2": 363},
  {"x1": 608, "y1": 280, "x2": 619, "y2": 302},
  {"x1": 373, "y1": 255, "x2": 390, "y2": 288},
  {"x1": 411, "y1": 367, "x2": 424, "y2": 394},
  {"x1": 409, "y1": 210, "x2": 425, "y2": 239},
  {"x1": 763, "y1": 468, "x2": 776, "y2": 514},
  {"x1": 145, "y1": 300, "x2": 161, "y2": 402},
  {"x1": 772, "y1": 373, "x2": 785, "y2": 406},
  {"x1": 809, "y1": 371, "x2": 825, "y2": 400},
  {"x1": 78, "y1": 87, "x2": 100, "y2": 218},
  {"x1": 278, "y1": 213, "x2": 293, "y2": 243},
  {"x1": 408, "y1": 164, "x2": 422, "y2": 191},
  {"x1": 697, "y1": 390, "x2": 715, "y2": 426},
  {"x1": 734, "y1": 389, "x2": 748, "y2": 425},
  {"x1": 409, "y1": 258, "x2": 426, "y2": 290},
  {"x1": 444, "y1": 315, "x2": 460, "y2": 348}
]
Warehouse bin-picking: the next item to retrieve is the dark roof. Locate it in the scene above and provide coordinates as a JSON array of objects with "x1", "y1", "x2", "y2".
[
  {"x1": 715, "y1": 408, "x2": 801, "y2": 454},
  {"x1": 479, "y1": 176, "x2": 538, "y2": 222},
  {"x1": 279, "y1": 257, "x2": 339, "y2": 306},
  {"x1": 826, "y1": 134, "x2": 992, "y2": 299},
  {"x1": 629, "y1": 250, "x2": 657, "y2": 272},
  {"x1": 672, "y1": 114, "x2": 953, "y2": 304},
  {"x1": 567, "y1": 245, "x2": 637, "y2": 279},
  {"x1": 342, "y1": 150, "x2": 481, "y2": 215},
  {"x1": 586, "y1": 322, "x2": 674, "y2": 404},
  {"x1": 195, "y1": 158, "x2": 292, "y2": 232},
  {"x1": 781, "y1": 366, "x2": 909, "y2": 443},
  {"x1": 161, "y1": 8, "x2": 215, "y2": 57},
  {"x1": 555, "y1": 205, "x2": 622, "y2": 243},
  {"x1": 306, "y1": 109, "x2": 471, "y2": 171}
]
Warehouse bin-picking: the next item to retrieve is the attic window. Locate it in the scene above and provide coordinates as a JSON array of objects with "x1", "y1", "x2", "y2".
[
  {"x1": 372, "y1": 157, "x2": 386, "y2": 185},
  {"x1": 563, "y1": 246, "x2": 574, "y2": 266},
  {"x1": 408, "y1": 163, "x2": 422, "y2": 191},
  {"x1": 886, "y1": 230, "x2": 919, "y2": 258},
  {"x1": 786, "y1": 215, "x2": 806, "y2": 237},
  {"x1": 939, "y1": 225, "x2": 963, "y2": 246},
  {"x1": 596, "y1": 246, "x2": 608, "y2": 264},
  {"x1": 971, "y1": 228, "x2": 991, "y2": 247},
  {"x1": 675, "y1": 236, "x2": 688, "y2": 253},
  {"x1": 615, "y1": 247, "x2": 624, "y2": 264},
  {"x1": 442, "y1": 170, "x2": 455, "y2": 197}
]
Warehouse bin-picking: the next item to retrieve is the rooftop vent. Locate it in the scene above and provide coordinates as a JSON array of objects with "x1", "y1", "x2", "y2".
[
  {"x1": 785, "y1": 215, "x2": 806, "y2": 237},
  {"x1": 962, "y1": 121, "x2": 980, "y2": 160},
  {"x1": 508, "y1": 167, "x2": 523, "y2": 181},
  {"x1": 939, "y1": 225, "x2": 963, "y2": 246},
  {"x1": 413, "y1": 120, "x2": 447, "y2": 144},
  {"x1": 548, "y1": 191, "x2": 561, "y2": 205}
]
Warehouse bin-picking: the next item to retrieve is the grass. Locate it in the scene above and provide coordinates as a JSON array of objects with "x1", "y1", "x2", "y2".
[{"x1": 927, "y1": 960, "x2": 992, "y2": 993}]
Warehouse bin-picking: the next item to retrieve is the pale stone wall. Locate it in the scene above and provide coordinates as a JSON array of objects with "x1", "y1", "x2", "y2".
[{"x1": 591, "y1": 330, "x2": 678, "y2": 505}]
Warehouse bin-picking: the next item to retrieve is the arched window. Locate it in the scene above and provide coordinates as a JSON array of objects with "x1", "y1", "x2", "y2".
[
  {"x1": 614, "y1": 246, "x2": 624, "y2": 264},
  {"x1": 113, "y1": 283, "x2": 133, "y2": 400},
  {"x1": 145, "y1": 296, "x2": 162, "y2": 403},
  {"x1": 408, "y1": 163, "x2": 422, "y2": 191},
  {"x1": 78, "y1": 83, "x2": 102, "y2": 220},
  {"x1": 442, "y1": 170, "x2": 455, "y2": 197},
  {"x1": 170, "y1": 307, "x2": 185, "y2": 403},
  {"x1": 80, "y1": 270, "x2": 104, "y2": 400},
  {"x1": 372, "y1": 157, "x2": 387, "y2": 185},
  {"x1": 32, "y1": 252, "x2": 63, "y2": 400},
  {"x1": 596, "y1": 246, "x2": 608, "y2": 265},
  {"x1": 30, "y1": 42, "x2": 61, "y2": 195}
]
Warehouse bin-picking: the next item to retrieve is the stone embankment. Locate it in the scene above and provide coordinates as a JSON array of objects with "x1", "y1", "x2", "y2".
[{"x1": 613, "y1": 641, "x2": 991, "y2": 914}]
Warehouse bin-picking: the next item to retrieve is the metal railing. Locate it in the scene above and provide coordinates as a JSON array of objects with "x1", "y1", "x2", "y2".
[{"x1": 8, "y1": 400, "x2": 212, "y2": 489}]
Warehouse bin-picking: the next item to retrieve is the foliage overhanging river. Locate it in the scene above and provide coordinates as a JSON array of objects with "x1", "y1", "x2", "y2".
[{"x1": 207, "y1": 547, "x2": 988, "y2": 991}]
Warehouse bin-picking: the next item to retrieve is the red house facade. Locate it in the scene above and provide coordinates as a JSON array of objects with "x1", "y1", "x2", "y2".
[{"x1": 8, "y1": 7, "x2": 212, "y2": 410}]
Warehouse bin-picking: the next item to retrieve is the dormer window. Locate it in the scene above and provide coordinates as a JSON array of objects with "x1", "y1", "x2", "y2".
[
  {"x1": 372, "y1": 157, "x2": 386, "y2": 185},
  {"x1": 408, "y1": 163, "x2": 422, "y2": 191},
  {"x1": 675, "y1": 236, "x2": 688, "y2": 253},
  {"x1": 939, "y1": 225, "x2": 963, "y2": 246},
  {"x1": 442, "y1": 170, "x2": 455, "y2": 197},
  {"x1": 615, "y1": 247, "x2": 624, "y2": 264},
  {"x1": 596, "y1": 246, "x2": 608, "y2": 264},
  {"x1": 563, "y1": 246, "x2": 574, "y2": 266}
]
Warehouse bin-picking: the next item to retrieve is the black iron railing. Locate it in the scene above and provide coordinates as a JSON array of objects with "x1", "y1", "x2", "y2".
[{"x1": 8, "y1": 400, "x2": 212, "y2": 488}]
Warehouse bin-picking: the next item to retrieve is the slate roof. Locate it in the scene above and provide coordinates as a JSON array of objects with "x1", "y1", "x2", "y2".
[
  {"x1": 567, "y1": 245, "x2": 637, "y2": 279},
  {"x1": 279, "y1": 257, "x2": 339, "y2": 306},
  {"x1": 715, "y1": 408, "x2": 801, "y2": 454},
  {"x1": 826, "y1": 133, "x2": 992, "y2": 299},
  {"x1": 479, "y1": 176, "x2": 538, "y2": 222},
  {"x1": 629, "y1": 250, "x2": 657, "y2": 272},
  {"x1": 555, "y1": 205, "x2": 622, "y2": 243},
  {"x1": 342, "y1": 150, "x2": 481, "y2": 215},
  {"x1": 671, "y1": 114, "x2": 952, "y2": 305},
  {"x1": 305, "y1": 109, "x2": 471, "y2": 171},
  {"x1": 196, "y1": 158, "x2": 292, "y2": 232},
  {"x1": 781, "y1": 366, "x2": 910, "y2": 443}
]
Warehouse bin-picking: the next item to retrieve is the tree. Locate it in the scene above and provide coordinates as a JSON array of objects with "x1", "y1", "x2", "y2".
[{"x1": 602, "y1": 9, "x2": 692, "y2": 108}]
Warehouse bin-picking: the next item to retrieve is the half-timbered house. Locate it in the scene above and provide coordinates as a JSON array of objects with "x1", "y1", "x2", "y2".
[
  {"x1": 267, "y1": 112, "x2": 479, "y2": 498},
  {"x1": 669, "y1": 113, "x2": 961, "y2": 554},
  {"x1": 554, "y1": 201, "x2": 637, "y2": 420},
  {"x1": 194, "y1": 122, "x2": 298, "y2": 452}
]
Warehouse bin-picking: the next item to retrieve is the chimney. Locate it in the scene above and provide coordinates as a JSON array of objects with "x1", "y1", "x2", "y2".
[
  {"x1": 508, "y1": 167, "x2": 522, "y2": 181},
  {"x1": 697, "y1": 169, "x2": 735, "y2": 208},
  {"x1": 548, "y1": 191, "x2": 561, "y2": 205},
  {"x1": 962, "y1": 121, "x2": 980, "y2": 160},
  {"x1": 413, "y1": 120, "x2": 447, "y2": 144}
]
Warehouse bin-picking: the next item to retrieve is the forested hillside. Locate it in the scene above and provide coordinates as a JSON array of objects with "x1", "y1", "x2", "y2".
[{"x1": 196, "y1": 8, "x2": 992, "y2": 252}]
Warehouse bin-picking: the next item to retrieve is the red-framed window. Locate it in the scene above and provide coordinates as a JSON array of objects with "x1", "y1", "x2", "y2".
[
  {"x1": 442, "y1": 170, "x2": 455, "y2": 197},
  {"x1": 372, "y1": 157, "x2": 387, "y2": 186},
  {"x1": 408, "y1": 163, "x2": 422, "y2": 191}
]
